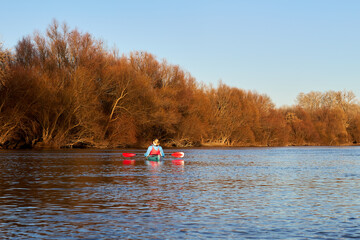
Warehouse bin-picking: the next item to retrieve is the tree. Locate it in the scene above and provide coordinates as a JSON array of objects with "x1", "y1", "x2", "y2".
[
  {"x1": 0, "y1": 42, "x2": 12, "y2": 87},
  {"x1": 296, "y1": 91, "x2": 323, "y2": 112},
  {"x1": 284, "y1": 107, "x2": 319, "y2": 145},
  {"x1": 296, "y1": 90, "x2": 359, "y2": 145},
  {"x1": 206, "y1": 83, "x2": 265, "y2": 146},
  {"x1": 261, "y1": 109, "x2": 288, "y2": 146},
  {"x1": 3, "y1": 20, "x2": 360, "y2": 149}
]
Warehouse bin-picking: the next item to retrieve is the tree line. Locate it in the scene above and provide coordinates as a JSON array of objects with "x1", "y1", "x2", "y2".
[{"x1": 1, "y1": 20, "x2": 359, "y2": 149}]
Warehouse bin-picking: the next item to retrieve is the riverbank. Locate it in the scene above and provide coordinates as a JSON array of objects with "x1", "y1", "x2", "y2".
[{"x1": 1, "y1": 139, "x2": 360, "y2": 150}]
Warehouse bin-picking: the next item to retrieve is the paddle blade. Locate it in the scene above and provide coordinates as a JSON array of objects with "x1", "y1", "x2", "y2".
[
  {"x1": 171, "y1": 152, "x2": 184, "y2": 158},
  {"x1": 122, "y1": 153, "x2": 136, "y2": 157}
]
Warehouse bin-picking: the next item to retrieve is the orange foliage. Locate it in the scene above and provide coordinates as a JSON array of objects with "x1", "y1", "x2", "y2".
[
  {"x1": 284, "y1": 107, "x2": 319, "y2": 145},
  {"x1": 1, "y1": 20, "x2": 360, "y2": 149}
]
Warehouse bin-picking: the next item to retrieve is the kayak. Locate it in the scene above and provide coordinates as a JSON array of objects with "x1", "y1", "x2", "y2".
[{"x1": 146, "y1": 155, "x2": 162, "y2": 162}]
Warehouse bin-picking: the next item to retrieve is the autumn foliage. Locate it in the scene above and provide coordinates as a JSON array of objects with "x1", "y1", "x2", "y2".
[{"x1": 1, "y1": 21, "x2": 360, "y2": 149}]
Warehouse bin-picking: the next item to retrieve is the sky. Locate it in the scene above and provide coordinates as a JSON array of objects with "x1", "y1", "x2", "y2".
[{"x1": 0, "y1": 0, "x2": 359, "y2": 107}]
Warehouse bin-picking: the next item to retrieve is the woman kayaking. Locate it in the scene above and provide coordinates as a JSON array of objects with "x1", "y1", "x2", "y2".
[{"x1": 144, "y1": 138, "x2": 165, "y2": 161}]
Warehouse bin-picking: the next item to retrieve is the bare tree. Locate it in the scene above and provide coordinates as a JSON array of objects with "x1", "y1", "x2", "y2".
[{"x1": 0, "y1": 42, "x2": 12, "y2": 87}]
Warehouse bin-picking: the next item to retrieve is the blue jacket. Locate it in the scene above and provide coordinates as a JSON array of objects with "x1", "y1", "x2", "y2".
[{"x1": 144, "y1": 145, "x2": 165, "y2": 157}]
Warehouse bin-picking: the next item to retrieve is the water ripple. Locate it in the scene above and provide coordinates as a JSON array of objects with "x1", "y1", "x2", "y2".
[{"x1": 0, "y1": 147, "x2": 359, "y2": 239}]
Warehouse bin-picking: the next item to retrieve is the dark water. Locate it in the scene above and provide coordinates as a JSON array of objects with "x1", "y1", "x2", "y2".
[{"x1": 0, "y1": 147, "x2": 359, "y2": 239}]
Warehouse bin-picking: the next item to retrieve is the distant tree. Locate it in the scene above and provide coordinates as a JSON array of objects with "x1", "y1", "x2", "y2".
[
  {"x1": 297, "y1": 90, "x2": 357, "y2": 112},
  {"x1": 296, "y1": 91, "x2": 323, "y2": 112},
  {"x1": 296, "y1": 90, "x2": 359, "y2": 145},
  {"x1": 284, "y1": 107, "x2": 319, "y2": 145},
  {"x1": 206, "y1": 83, "x2": 271, "y2": 146},
  {"x1": 261, "y1": 109, "x2": 288, "y2": 146},
  {"x1": 0, "y1": 21, "x2": 110, "y2": 148},
  {"x1": 176, "y1": 87, "x2": 211, "y2": 146},
  {"x1": 348, "y1": 114, "x2": 360, "y2": 143},
  {"x1": 3, "y1": 20, "x2": 360, "y2": 149},
  {"x1": 15, "y1": 36, "x2": 37, "y2": 68},
  {"x1": 0, "y1": 42, "x2": 14, "y2": 146},
  {"x1": 0, "y1": 42, "x2": 12, "y2": 87}
]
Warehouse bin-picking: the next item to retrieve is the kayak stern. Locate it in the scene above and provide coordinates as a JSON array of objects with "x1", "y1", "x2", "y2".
[{"x1": 146, "y1": 155, "x2": 162, "y2": 162}]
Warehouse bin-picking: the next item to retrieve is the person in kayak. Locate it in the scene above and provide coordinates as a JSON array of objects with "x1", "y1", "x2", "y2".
[{"x1": 144, "y1": 138, "x2": 165, "y2": 159}]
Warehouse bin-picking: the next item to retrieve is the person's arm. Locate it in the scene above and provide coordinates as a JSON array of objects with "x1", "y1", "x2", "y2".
[
  {"x1": 144, "y1": 146, "x2": 152, "y2": 157},
  {"x1": 159, "y1": 146, "x2": 165, "y2": 157}
]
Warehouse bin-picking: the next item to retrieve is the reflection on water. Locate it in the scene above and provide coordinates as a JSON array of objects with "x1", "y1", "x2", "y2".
[{"x1": 0, "y1": 147, "x2": 359, "y2": 239}]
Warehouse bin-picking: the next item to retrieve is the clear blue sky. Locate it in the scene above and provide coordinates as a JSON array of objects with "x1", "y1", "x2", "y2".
[{"x1": 1, "y1": 0, "x2": 359, "y2": 107}]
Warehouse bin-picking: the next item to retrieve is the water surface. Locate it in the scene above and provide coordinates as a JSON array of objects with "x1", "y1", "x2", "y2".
[{"x1": 0, "y1": 147, "x2": 359, "y2": 239}]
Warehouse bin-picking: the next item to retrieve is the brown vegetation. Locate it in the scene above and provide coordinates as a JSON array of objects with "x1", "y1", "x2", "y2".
[{"x1": 1, "y1": 20, "x2": 360, "y2": 149}]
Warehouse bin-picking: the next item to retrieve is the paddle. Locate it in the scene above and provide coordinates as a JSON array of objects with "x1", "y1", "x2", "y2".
[
  {"x1": 122, "y1": 152, "x2": 184, "y2": 158},
  {"x1": 170, "y1": 152, "x2": 185, "y2": 158},
  {"x1": 122, "y1": 153, "x2": 136, "y2": 157}
]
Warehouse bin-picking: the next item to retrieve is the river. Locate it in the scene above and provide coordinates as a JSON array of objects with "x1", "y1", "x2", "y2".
[{"x1": 0, "y1": 147, "x2": 359, "y2": 239}]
